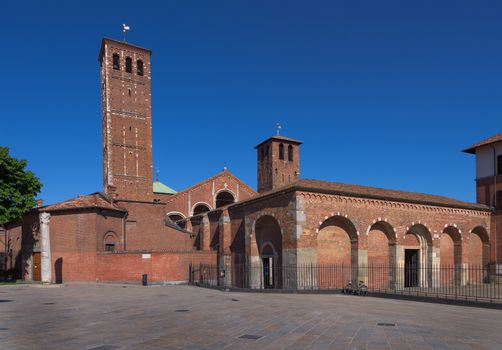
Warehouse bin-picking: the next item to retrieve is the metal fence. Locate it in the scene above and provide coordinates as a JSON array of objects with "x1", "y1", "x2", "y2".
[{"x1": 189, "y1": 263, "x2": 502, "y2": 303}]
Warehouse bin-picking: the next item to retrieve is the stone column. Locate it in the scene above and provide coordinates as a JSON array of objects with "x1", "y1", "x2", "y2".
[{"x1": 39, "y1": 212, "x2": 52, "y2": 284}]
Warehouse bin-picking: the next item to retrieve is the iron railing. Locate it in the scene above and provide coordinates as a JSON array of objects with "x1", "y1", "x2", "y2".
[{"x1": 189, "y1": 263, "x2": 502, "y2": 303}]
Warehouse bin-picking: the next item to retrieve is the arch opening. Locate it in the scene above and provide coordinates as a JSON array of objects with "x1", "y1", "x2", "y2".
[
  {"x1": 103, "y1": 231, "x2": 119, "y2": 252},
  {"x1": 215, "y1": 191, "x2": 235, "y2": 208},
  {"x1": 403, "y1": 224, "x2": 433, "y2": 288},
  {"x1": 255, "y1": 215, "x2": 282, "y2": 289},
  {"x1": 193, "y1": 203, "x2": 211, "y2": 216},
  {"x1": 317, "y1": 215, "x2": 358, "y2": 288},
  {"x1": 367, "y1": 221, "x2": 396, "y2": 289}
]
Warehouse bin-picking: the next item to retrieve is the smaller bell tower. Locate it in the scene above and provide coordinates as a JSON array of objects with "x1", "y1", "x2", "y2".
[{"x1": 255, "y1": 136, "x2": 302, "y2": 193}]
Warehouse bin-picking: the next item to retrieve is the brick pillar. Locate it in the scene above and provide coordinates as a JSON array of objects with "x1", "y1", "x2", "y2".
[
  {"x1": 219, "y1": 209, "x2": 232, "y2": 288},
  {"x1": 201, "y1": 214, "x2": 210, "y2": 251},
  {"x1": 39, "y1": 212, "x2": 52, "y2": 284}
]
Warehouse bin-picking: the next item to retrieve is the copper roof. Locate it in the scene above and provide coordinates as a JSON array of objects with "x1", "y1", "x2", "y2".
[
  {"x1": 255, "y1": 136, "x2": 303, "y2": 149},
  {"x1": 463, "y1": 132, "x2": 502, "y2": 154},
  {"x1": 39, "y1": 192, "x2": 126, "y2": 212},
  {"x1": 231, "y1": 178, "x2": 490, "y2": 211}
]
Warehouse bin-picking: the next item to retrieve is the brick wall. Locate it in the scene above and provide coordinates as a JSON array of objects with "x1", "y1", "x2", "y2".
[{"x1": 96, "y1": 251, "x2": 217, "y2": 283}]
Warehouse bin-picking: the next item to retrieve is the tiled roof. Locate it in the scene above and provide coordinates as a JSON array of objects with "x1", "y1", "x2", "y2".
[
  {"x1": 232, "y1": 179, "x2": 490, "y2": 211},
  {"x1": 463, "y1": 132, "x2": 502, "y2": 154},
  {"x1": 255, "y1": 135, "x2": 303, "y2": 149},
  {"x1": 39, "y1": 192, "x2": 126, "y2": 212}
]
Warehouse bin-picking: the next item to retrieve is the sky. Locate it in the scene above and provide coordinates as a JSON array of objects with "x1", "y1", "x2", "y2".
[{"x1": 1, "y1": 0, "x2": 501, "y2": 205}]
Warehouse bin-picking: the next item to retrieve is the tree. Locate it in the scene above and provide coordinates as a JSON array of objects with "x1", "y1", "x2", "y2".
[{"x1": 0, "y1": 147, "x2": 42, "y2": 225}]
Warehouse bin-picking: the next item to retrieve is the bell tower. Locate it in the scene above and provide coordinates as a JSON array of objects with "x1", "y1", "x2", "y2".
[
  {"x1": 255, "y1": 136, "x2": 302, "y2": 193},
  {"x1": 99, "y1": 38, "x2": 153, "y2": 201}
]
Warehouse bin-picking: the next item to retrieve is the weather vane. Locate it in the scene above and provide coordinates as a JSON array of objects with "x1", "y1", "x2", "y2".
[
  {"x1": 276, "y1": 123, "x2": 282, "y2": 136},
  {"x1": 122, "y1": 23, "x2": 130, "y2": 42}
]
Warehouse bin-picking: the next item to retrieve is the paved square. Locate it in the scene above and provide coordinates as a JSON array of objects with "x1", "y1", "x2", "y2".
[{"x1": 1, "y1": 284, "x2": 502, "y2": 349}]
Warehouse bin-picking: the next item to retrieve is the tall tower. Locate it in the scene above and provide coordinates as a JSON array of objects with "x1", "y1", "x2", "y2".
[
  {"x1": 99, "y1": 38, "x2": 153, "y2": 201},
  {"x1": 463, "y1": 133, "x2": 502, "y2": 209},
  {"x1": 255, "y1": 136, "x2": 302, "y2": 193}
]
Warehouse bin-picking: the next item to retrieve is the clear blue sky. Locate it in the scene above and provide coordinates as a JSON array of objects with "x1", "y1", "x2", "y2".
[{"x1": 1, "y1": 0, "x2": 501, "y2": 205}]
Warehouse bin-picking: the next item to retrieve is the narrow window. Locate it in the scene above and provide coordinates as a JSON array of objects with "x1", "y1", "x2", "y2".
[
  {"x1": 112, "y1": 53, "x2": 120, "y2": 70},
  {"x1": 497, "y1": 191, "x2": 502, "y2": 210},
  {"x1": 279, "y1": 143, "x2": 284, "y2": 160},
  {"x1": 128, "y1": 88, "x2": 131, "y2": 96},
  {"x1": 137, "y1": 60, "x2": 144, "y2": 76},
  {"x1": 265, "y1": 145, "x2": 270, "y2": 159},
  {"x1": 288, "y1": 145, "x2": 293, "y2": 161},
  {"x1": 105, "y1": 243, "x2": 115, "y2": 252},
  {"x1": 498, "y1": 155, "x2": 502, "y2": 175},
  {"x1": 125, "y1": 57, "x2": 132, "y2": 73},
  {"x1": 260, "y1": 147, "x2": 264, "y2": 161}
]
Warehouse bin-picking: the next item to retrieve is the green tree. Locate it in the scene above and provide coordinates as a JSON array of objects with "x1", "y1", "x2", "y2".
[{"x1": 0, "y1": 147, "x2": 42, "y2": 225}]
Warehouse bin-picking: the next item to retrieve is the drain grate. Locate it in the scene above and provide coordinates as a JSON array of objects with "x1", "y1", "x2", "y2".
[
  {"x1": 175, "y1": 309, "x2": 190, "y2": 313},
  {"x1": 231, "y1": 299, "x2": 239, "y2": 302},
  {"x1": 0, "y1": 300, "x2": 12, "y2": 303},
  {"x1": 89, "y1": 346, "x2": 122, "y2": 350},
  {"x1": 377, "y1": 322, "x2": 396, "y2": 327},
  {"x1": 239, "y1": 334, "x2": 263, "y2": 340},
  {"x1": 0, "y1": 328, "x2": 8, "y2": 331},
  {"x1": 43, "y1": 302, "x2": 56, "y2": 305}
]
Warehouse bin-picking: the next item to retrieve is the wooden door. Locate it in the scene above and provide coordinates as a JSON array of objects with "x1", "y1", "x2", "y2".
[{"x1": 32, "y1": 252, "x2": 41, "y2": 281}]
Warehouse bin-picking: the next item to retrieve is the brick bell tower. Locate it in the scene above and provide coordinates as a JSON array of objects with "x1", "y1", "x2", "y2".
[
  {"x1": 255, "y1": 136, "x2": 302, "y2": 193},
  {"x1": 99, "y1": 38, "x2": 153, "y2": 201}
]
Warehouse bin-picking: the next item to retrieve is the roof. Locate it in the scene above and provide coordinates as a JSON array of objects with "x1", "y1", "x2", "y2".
[
  {"x1": 39, "y1": 192, "x2": 126, "y2": 213},
  {"x1": 164, "y1": 169, "x2": 256, "y2": 201},
  {"x1": 463, "y1": 132, "x2": 502, "y2": 154},
  {"x1": 231, "y1": 178, "x2": 490, "y2": 212},
  {"x1": 255, "y1": 135, "x2": 303, "y2": 149},
  {"x1": 98, "y1": 37, "x2": 152, "y2": 63},
  {"x1": 153, "y1": 181, "x2": 177, "y2": 195}
]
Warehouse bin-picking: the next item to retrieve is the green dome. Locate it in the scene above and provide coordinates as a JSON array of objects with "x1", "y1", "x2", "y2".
[{"x1": 153, "y1": 181, "x2": 177, "y2": 195}]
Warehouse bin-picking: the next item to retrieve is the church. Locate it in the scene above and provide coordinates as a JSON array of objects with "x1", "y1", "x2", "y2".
[{"x1": 1, "y1": 38, "x2": 501, "y2": 289}]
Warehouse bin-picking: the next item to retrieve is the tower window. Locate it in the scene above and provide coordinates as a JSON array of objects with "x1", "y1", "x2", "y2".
[
  {"x1": 279, "y1": 143, "x2": 285, "y2": 160},
  {"x1": 498, "y1": 155, "x2": 502, "y2": 175},
  {"x1": 260, "y1": 147, "x2": 264, "y2": 161},
  {"x1": 265, "y1": 145, "x2": 270, "y2": 159},
  {"x1": 288, "y1": 145, "x2": 293, "y2": 161},
  {"x1": 137, "y1": 60, "x2": 144, "y2": 76},
  {"x1": 497, "y1": 191, "x2": 502, "y2": 210},
  {"x1": 112, "y1": 53, "x2": 120, "y2": 70},
  {"x1": 125, "y1": 57, "x2": 132, "y2": 73}
]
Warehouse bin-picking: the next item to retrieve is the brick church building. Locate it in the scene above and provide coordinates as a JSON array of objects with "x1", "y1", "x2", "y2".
[{"x1": 1, "y1": 38, "x2": 501, "y2": 288}]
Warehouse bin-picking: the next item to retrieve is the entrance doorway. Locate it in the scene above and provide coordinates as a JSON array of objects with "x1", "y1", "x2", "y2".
[
  {"x1": 405, "y1": 249, "x2": 419, "y2": 287},
  {"x1": 32, "y1": 252, "x2": 41, "y2": 281},
  {"x1": 262, "y1": 257, "x2": 275, "y2": 289}
]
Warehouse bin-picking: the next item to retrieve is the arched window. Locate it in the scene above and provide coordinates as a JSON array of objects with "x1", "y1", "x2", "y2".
[
  {"x1": 167, "y1": 213, "x2": 186, "y2": 229},
  {"x1": 279, "y1": 143, "x2": 284, "y2": 160},
  {"x1": 112, "y1": 53, "x2": 120, "y2": 70},
  {"x1": 137, "y1": 60, "x2": 144, "y2": 76},
  {"x1": 125, "y1": 57, "x2": 132, "y2": 73},
  {"x1": 265, "y1": 145, "x2": 270, "y2": 159},
  {"x1": 103, "y1": 232, "x2": 118, "y2": 252},
  {"x1": 215, "y1": 191, "x2": 235, "y2": 208},
  {"x1": 288, "y1": 145, "x2": 293, "y2": 161},
  {"x1": 193, "y1": 203, "x2": 211, "y2": 216},
  {"x1": 496, "y1": 191, "x2": 502, "y2": 210},
  {"x1": 498, "y1": 155, "x2": 502, "y2": 175}
]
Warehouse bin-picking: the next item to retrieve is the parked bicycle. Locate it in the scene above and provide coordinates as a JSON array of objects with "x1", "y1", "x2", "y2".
[{"x1": 342, "y1": 280, "x2": 368, "y2": 296}]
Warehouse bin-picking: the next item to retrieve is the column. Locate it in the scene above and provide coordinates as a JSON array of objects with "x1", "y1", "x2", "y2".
[{"x1": 40, "y1": 212, "x2": 52, "y2": 284}]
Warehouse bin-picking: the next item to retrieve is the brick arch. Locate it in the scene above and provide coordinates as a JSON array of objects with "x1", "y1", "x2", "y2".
[
  {"x1": 254, "y1": 215, "x2": 283, "y2": 289},
  {"x1": 103, "y1": 231, "x2": 119, "y2": 252},
  {"x1": 441, "y1": 226, "x2": 462, "y2": 265},
  {"x1": 252, "y1": 212, "x2": 283, "y2": 236},
  {"x1": 214, "y1": 189, "x2": 236, "y2": 208},
  {"x1": 367, "y1": 220, "x2": 397, "y2": 243},
  {"x1": 191, "y1": 202, "x2": 212, "y2": 216},
  {"x1": 316, "y1": 215, "x2": 358, "y2": 266},
  {"x1": 469, "y1": 226, "x2": 490, "y2": 268}
]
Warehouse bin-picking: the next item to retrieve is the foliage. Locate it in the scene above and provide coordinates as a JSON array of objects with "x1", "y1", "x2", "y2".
[{"x1": 0, "y1": 147, "x2": 42, "y2": 225}]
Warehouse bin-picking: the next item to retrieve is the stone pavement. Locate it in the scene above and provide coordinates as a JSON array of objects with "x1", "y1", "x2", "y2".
[{"x1": 1, "y1": 284, "x2": 502, "y2": 349}]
